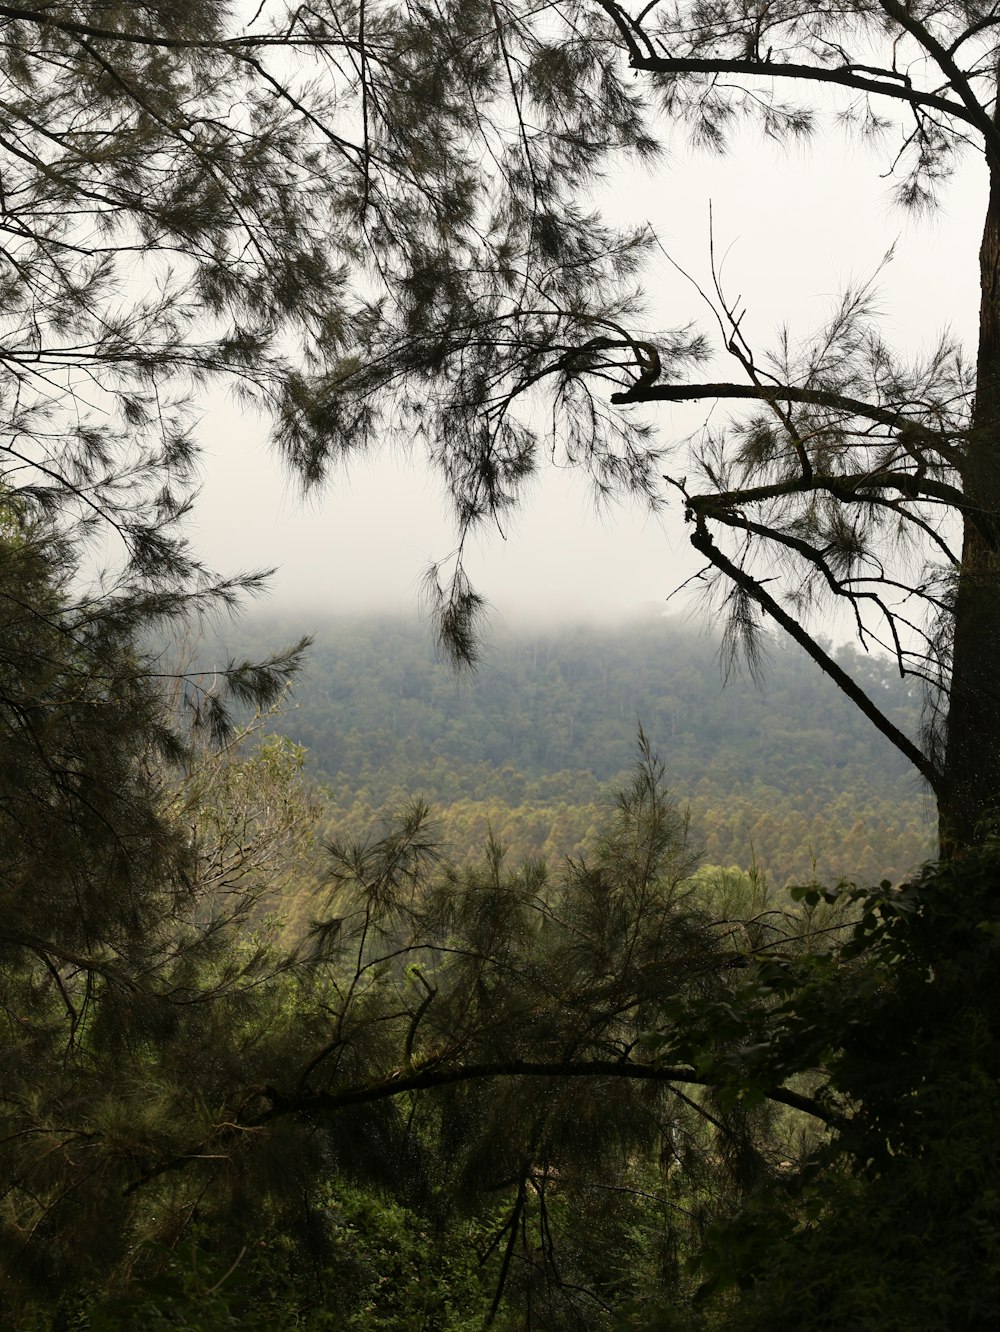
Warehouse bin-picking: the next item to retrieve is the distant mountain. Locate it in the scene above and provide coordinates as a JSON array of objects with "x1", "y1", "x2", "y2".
[{"x1": 211, "y1": 611, "x2": 935, "y2": 886}]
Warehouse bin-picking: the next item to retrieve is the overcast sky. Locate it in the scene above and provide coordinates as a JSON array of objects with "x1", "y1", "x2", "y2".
[{"x1": 189, "y1": 113, "x2": 984, "y2": 635}]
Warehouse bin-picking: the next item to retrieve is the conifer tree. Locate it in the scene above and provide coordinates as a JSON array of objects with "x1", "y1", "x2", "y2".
[
  {"x1": 583, "y1": 0, "x2": 998, "y2": 853},
  {"x1": 3, "y1": 1, "x2": 987, "y2": 845},
  {"x1": 0, "y1": 496, "x2": 315, "y2": 1313}
]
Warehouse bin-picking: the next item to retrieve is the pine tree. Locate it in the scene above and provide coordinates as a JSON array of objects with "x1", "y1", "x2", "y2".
[
  {"x1": 0, "y1": 498, "x2": 317, "y2": 1316},
  {"x1": 1, "y1": 3, "x2": 995, "y2": 836}
]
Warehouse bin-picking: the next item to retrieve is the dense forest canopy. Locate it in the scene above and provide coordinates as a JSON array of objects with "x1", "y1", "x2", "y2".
[{"x1": 217, "y1": 611, "x2": 932, "y2": 889}]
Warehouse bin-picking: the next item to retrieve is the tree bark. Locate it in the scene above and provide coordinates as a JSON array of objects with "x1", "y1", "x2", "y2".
[{"x1": 940, "y1": 77, "x2": 1000, "y2": 852}]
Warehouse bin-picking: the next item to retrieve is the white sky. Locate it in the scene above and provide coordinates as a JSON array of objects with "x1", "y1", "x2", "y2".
[{"x1": 189, "y1": 113, "x2": 985, "y2": 633}]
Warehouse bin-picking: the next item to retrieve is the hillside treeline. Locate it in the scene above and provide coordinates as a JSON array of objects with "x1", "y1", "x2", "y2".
[{"x1": 217, "y1": 612, "x2": 934, "y2": 888}]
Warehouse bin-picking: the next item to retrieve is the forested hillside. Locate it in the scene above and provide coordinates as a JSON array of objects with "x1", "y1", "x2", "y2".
[{"x1": 218, "y1": 612, "x2": 934, "y2": 888}]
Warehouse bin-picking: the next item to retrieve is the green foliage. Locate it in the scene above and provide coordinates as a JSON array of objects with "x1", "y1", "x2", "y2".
[
  {"x1": 317, "y1": 1188, "x2": 492, "y2": 1331},
  {"x1": 176, "y1": 729, "x2": 325, "y2": 937},
  {"x1": 6, "y1": 2, "x2": 1000, "y2": 1328},
  {"x1": 667, "y1": 848, "x2": 1000, "y2": 1331},
  {"x1": 2, "y1": 716, "x2": 803, "y2": 1331},
  {"x1": 0, "y1": 513, "x2": 314, "y2": 1321},
  {"x1": 280, "y1": 741, "x2": 804, "y2": 1327},
  {"x1": 60, "y1": 1188, "x2": 492, "y2": 1332},
  {"x1": 213, "y1": 611, "x2": 931, "y2": 889}
]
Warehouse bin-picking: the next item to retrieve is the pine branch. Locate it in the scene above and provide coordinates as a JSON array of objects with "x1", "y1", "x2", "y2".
[
  {"x1": 613, "y1": 380, "x2": 965, "y2": 467},
  {"x1": 876, "y1": 0, "x2": 1000, "y2": 167},
  {"x1": 628, "y1": 53, "x2": 976, "y2": 128},
  {"x1": 123, "y1": 1058, "x2": 836, "y2": 1195}
]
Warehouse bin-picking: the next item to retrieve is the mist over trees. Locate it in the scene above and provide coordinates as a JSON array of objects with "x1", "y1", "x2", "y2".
[
  {"x1": 217, "y1": 611, "x2": 932, "y2": 889},
  {"x1": 0, "y1": 0, "x2": 993, "y2": 846},
  {"x1": 2, "y1": 0, "x2": 1000, "y2": 1327}
]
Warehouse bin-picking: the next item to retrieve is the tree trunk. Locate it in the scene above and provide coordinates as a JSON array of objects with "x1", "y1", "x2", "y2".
[{"x1": 940, "y1": 94, "x2": 1000, "y2": 853}]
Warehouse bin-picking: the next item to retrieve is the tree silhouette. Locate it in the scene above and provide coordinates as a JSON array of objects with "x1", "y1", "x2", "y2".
[{"x1": 582, "y1": 0, "x2": 998, "y2": 852}]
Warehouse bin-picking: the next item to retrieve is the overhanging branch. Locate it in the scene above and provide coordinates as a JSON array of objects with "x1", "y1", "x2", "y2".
[
  {"x1": 613, "y1": 380, "x2": 966, "y2": 468},
  {"x1": 692, "y1": 467, "x2": 965, "y2": 519},
  {"x1": 628, "y1": 53, "x2": 976, "y2": 128},
  {"x1": 260, "y1": 1058, "x2": 829, "y2": 1120},
  {"x1": 123, "y1": 1056, "x2": 836, "y2": 1194},
  {"x1": 0, "y1": 1, "x2": 376, "y2": 57}
]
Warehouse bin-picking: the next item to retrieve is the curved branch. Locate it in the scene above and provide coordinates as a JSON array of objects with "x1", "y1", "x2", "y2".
[
  {"x1": 0, "y1": 930, "x2": 140, "y2": 992},
  {"x1": 689, "y1": 465, "x2": 965, "y2": 518},
  {"x1": 123, "y1": 1056, "x2": 836, "y2": 1194},
  {"x1": 0, "y1": 2, "x2": 376, "y2": 57},
  {"x1": 876, "y1": 0, "x2": 1000, "y2": 168},
  {"x1": 706, "y1": 503, "x2": 918, "y2": 658},
  {"x1": 628, "y1": 54, "x2": 976, "y2": 128},
  {"x1": 613, "y1": 380, "x2": 966, "y2": 467},
  {"x1": 685, "y1": 467, "x2": 963, "y2": 566},
  {"x1": 271, "y1": 1058, "x2": 833, "y2": 1121}
]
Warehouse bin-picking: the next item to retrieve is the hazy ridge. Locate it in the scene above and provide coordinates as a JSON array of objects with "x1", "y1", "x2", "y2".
[{"x1": 217, "y1": 610, "x2": 934, "y2": 886}]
